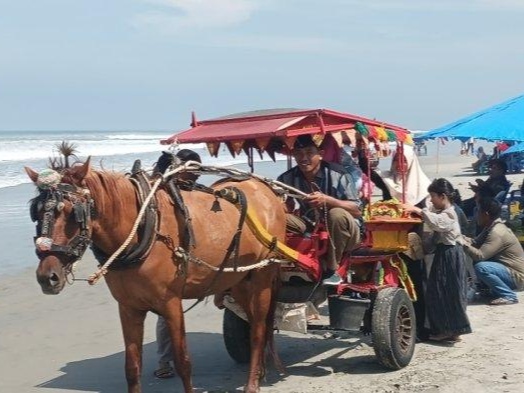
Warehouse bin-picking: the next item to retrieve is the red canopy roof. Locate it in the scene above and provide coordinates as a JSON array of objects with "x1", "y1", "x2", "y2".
[{"x1": 161, "y1": 108, "x2": 411, "y2": 157}]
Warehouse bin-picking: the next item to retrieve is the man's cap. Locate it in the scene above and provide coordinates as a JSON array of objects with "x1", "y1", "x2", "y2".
[{"x1": 293, "y1": 134, "x2": 318, "y2": 150}]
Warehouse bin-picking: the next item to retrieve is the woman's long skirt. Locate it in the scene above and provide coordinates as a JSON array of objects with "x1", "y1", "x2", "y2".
[{"x1": 426, "y1": 243, "x2": 472, "y2": 336}]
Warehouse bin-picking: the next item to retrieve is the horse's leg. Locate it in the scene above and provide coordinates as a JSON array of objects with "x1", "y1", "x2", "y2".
[
  {"x1": 118, "y1": 304, "x2": 147, "y2": 393},
  {"x1": 265, "y1": 278, "x2": 286, "y2": 376},
  {"x1": 165, "y1": 297, "x2": 193, "y2": 393},
  {"x1": 234, "y1": 269, "x2": 279, "y2": 393}
]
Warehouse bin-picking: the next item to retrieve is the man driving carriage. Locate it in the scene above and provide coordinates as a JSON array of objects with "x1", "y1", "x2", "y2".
[{"x1": 277, "y1": 134, "x2": 363, "y2": 285}]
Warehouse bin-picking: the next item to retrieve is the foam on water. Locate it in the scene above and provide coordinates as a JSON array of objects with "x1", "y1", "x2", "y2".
[
  {"x1": 0, "y1": 129, "x2": 289, "y2": 189},
  {"x1": 0, "y1": 131, "x2": 172, "y2": 163},
  {"x1": 0, "y1": 130, "x2": 211, "y2": 189}
]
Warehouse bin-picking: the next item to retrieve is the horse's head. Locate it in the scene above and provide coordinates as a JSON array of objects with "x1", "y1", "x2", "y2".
[{"x1": 25, "y1": 159, "x2": 94, "y2": 294}]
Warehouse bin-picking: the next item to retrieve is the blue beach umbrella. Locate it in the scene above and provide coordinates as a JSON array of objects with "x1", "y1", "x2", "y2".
[{"x1": 417, "y1": 93, "x2": 524, "y2": 142}]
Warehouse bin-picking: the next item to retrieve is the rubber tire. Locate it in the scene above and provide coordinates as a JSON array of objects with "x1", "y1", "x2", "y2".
[
  {"x1": 223, "y1": 308, "x2": 251, "y2": 364},
  {"x1": 371, "y1": 287, "x2": 416, "y2": 370}
]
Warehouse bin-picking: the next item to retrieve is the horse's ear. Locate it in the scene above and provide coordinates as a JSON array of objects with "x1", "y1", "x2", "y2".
[
  {"x1": 25, "y1": 166, "x2": 39, "y2": 183},
  {"x1": 70, "y1": 156, "x2": 91, "y2": 183}
]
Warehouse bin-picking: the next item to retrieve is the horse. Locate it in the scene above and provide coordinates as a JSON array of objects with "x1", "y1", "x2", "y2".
[{"x1": 25, "y1": 158, "x2": 287, "y2": 393}]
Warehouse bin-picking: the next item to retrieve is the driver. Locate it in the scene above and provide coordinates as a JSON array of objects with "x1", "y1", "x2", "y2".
[{"x1": 277, "y1": 135, "x2": 362, "y2": 285}]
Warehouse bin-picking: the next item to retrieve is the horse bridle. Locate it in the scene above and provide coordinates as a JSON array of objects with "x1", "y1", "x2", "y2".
[{"x1": 30, "y1": 182, "x2": 94, "y2": 264}]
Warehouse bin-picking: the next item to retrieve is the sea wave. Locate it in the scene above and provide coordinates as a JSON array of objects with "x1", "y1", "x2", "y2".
[
  {"x1": 0, "y1": 139, "x2": 169, "y2": 163},
  {"x1": 0, "y1": 131, "x2": 285, "y2": 189}
]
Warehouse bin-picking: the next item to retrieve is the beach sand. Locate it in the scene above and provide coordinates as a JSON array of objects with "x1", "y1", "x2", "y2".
[{"x1": 2, "y1": 144, "x2": 524, "y2": 392}]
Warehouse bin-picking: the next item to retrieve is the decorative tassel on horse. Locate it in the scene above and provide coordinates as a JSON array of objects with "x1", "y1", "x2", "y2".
[{"x1": 211, "y1": 196, "x2": 222, "y2": 212}]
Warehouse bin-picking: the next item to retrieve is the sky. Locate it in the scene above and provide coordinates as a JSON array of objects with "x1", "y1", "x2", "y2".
[{"x1": 1, "y1": 0, "x2": 524, "y2": 132}]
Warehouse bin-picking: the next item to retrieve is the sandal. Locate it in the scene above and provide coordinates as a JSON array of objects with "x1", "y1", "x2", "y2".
[
  {"x1": 154, "y1": 365, "x2": 175, "y2": 379},
  {"x1": 428, "y1": 334, "x2": 450, "y2": 342},
  {"x1": 489, "y1": 298, "x2": 518, "y2": 306},
  {"x1": 429, "y1": 334, "x2": 461, "y2": 344}
]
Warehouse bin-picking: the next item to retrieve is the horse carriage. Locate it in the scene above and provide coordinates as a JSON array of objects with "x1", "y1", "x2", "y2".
[
  {"x1": 161, "y1": 109, "x2": 421, "y2": 370},
  {"x1": 26, "y1": 108, "x2": 421, "y2": 393}
]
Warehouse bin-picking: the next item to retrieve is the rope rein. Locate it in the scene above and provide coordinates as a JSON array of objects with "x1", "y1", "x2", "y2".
[
  {"x1": 87, "y1": 176, "x2": 163, "y2": 284},
  {"x1": 170, "y1": 161, "x2": 309, "y2": 199}
]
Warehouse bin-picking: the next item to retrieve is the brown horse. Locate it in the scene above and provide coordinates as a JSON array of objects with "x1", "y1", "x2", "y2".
[{"x1": 25, "y1": 158, "x2": 286, "y2": 393}]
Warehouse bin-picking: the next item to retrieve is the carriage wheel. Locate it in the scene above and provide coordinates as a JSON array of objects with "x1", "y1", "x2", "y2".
[
  {"x1": 223, "y1": 308, "x2": 251, "y2": 364},
  {"x1": 371, "y1": 287, "x2": 416, "y2": 369}
]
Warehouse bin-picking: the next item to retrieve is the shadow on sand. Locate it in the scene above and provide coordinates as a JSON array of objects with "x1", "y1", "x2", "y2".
[
  {"x1": 35, "y1": 330, "x2": 391, "y2": 392},
  {"x1": 450, "y1": 168, "x2": 487, "y2": 178}
]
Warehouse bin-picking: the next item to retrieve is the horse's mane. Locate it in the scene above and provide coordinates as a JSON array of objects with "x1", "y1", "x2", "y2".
[{"x1": 81, "y1": 170, "x2": 138, "y2": 213}]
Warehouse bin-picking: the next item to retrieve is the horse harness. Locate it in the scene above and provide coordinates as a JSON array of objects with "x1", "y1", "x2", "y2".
[
  {"x1": 91, "y1": 160, "x2": 159, "y2": 268},
  {"x1": 160, "y1": 175, "x2": 250, "y2": 278},
  {"x1": 159, "y1": 178, "x2": 252, "y2": 312},
  {"x1": 31, "y1": 162, "x2": 160, "y2": 270},
  {"x1": 30, "y1": 183, "x2": 94, "y2": 263}
]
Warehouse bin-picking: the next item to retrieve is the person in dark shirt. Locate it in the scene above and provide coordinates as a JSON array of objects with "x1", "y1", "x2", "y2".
[
  {"x1": 471, "y1": 146, "x2": 488, "y2": 172},
  {"x1": 277, "y1": 135, "x2": 362, "y2": 285},
  {"x1": 153, "y1": 149, "x2": 201, "y2": 182},
  {"x1": 462, "y1": 158, "x2": 510, "y2": 217}
]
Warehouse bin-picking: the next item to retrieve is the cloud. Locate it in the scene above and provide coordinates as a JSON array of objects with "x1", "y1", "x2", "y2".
[
  {"x1": 335, "y1": 0, "x2": 524, "y2": 11},
  {"x1": 477, "y1": 0, "x2": 524, "y2": 9},
  {"x1": 135, "y1": 0, "x2": 259, "y2": 31}
]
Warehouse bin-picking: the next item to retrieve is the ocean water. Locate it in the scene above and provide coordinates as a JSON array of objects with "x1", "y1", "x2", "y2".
[{"x1": 0, "y1": 130, "x2": 287, "y2": 276}]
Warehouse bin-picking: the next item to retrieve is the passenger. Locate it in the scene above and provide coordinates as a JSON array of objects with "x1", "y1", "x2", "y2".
[
  {"x1": 153, "y1": 148, "x2": 202, "y2": 379},
  {"x1": 462, "y1": 158, "x2": 510, "y2": 217},
  {"x1": 357, "y1": 148, "x2": 392, "y2": 201},
  {"x1": 319, "y1": 134, "x2": 380, "y2": 202},
  {"x1": 319, "y1": 134, "x2": 363, "y2": 195},
  {"x1": 402, "y1": 178, "x2": 472, "y2": 343},
  {"x1": 277, "y1": 134, "x2": 362, "y2": 286},
  {"x1": 461, "y1": 197, "x2": 524, "y2": 305}
]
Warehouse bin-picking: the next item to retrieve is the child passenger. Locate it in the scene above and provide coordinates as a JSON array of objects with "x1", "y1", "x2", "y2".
[{"x1": 402, "y1": 178, "x2": 472, "y2": 343}]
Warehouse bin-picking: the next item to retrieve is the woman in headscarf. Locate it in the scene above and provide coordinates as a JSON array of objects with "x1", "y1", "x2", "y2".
[{"x1": 379, "y1": 144, "x2": 432, "y2": 206}]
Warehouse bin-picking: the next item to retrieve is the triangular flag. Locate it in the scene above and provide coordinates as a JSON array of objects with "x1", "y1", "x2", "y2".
[{"x1": 206, "y1": 142, "x2": 220, "y2": 157}]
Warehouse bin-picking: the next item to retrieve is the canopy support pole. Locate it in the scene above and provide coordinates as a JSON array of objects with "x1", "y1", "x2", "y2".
[
  {"x1": 248, "y1": 147, "x2": 254, "y2": 173},
  {"x1": 436, "y1": 138, "x2": 440, "y2": 174}
]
